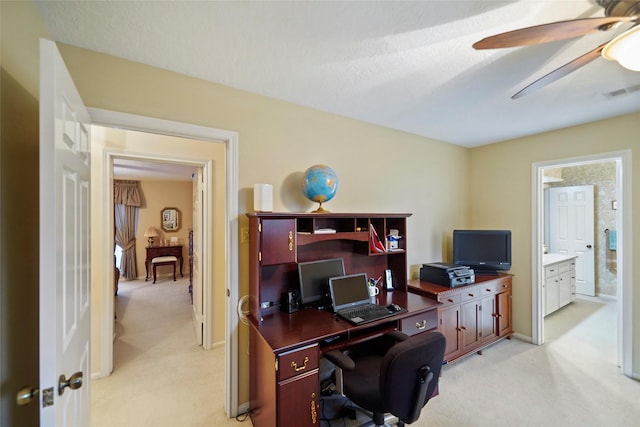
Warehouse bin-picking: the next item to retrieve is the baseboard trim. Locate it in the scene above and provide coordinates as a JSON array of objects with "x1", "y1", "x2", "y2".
[{"x1": 511, "y1": 332, "x2": 532, "y2": 343}]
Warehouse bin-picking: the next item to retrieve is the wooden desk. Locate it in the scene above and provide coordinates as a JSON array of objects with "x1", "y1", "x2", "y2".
[
  {"x1": 249, "y1": 291, "x2": 440, "y2": 427},
  {"x1": 246, "y1": 212, "x2": 431, "y2": 427},
  {"x1": 144, "y1": 245, "x2": 184, "y2": 281}
]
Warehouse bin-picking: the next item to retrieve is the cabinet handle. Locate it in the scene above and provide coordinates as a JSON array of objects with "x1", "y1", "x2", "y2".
[
  {"x1": 415, "y1": 320, "x2": 427, "y2": 330},
  {"x1": 468, "y1": 293, "x2": 475, "y2": 297},
  {"x1": 486, "y1": 289, "x2": 492, "y2": 292},
  {"x1": 447, "y1": 299, "x2": 455, "y2": 303},
  {"x1": 291, "y1": 356, "x2": 309, "y2": 372},
  {"x1": 457, "y1": 326, "x2": 466, "y2": 331},
  {"x1": 311, "y1": 392, "x2": 318, "y2": 424},
  {"x1": 288, "y1": 231, "x2": 294, "y2": 251}
]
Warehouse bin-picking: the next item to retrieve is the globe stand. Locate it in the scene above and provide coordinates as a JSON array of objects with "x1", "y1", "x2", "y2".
[{"x1": 311, "y1": 202, "x2": 330, "y2": 213}]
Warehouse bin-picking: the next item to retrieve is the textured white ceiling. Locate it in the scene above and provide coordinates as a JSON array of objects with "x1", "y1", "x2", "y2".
[{"x1": 35, "y1": 1, "x2": 640, "y2": 147}]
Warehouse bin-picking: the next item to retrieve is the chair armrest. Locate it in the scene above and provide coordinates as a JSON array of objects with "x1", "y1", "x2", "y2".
[
  {"x1": 323, "y1": 350, "x2": 355, "y2": 371},
  {"x1": 387, "y1": 330, "x2": 410, "y2": 343}
]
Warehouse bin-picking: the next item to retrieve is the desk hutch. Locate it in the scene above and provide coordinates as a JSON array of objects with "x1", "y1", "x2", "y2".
[{"x1": 247, "y1": 212, "x2": 441, "y2": 427}]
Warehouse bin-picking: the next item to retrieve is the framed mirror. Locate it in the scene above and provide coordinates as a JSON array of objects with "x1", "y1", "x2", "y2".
[{"x1": 161, "y1": 207, "x2": 181, "y2": 232}]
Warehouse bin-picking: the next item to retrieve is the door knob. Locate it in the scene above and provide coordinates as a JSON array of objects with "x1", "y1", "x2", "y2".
[
  {"x1": 586, "y1": 244, "x2": 592, "y2": 249},
  {"x1": 16, "y1": 386, "x2": 39, "y2": 406},
  {"x1": 58, "y1": 371, "x2": 83, "y2": 396}
]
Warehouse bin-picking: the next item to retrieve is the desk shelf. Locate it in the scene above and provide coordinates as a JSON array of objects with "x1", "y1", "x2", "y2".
[{"x1": 247, "y1": 212, "x2": 411, "y2": 320}]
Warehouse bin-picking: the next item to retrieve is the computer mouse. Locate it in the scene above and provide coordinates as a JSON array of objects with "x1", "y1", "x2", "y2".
[{"x1": 387, "y1": 304, "x2": 402, "y2": 312}]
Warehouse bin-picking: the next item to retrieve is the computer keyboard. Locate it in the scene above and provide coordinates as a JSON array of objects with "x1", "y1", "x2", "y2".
[{"x1": 341, "y1": 304, "x2": 390, "y2": 319}]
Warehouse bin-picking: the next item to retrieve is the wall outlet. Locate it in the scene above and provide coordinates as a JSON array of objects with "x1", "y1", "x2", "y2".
[{"x1": 241, "y1": 227, "x2": 249, "y2": 243}]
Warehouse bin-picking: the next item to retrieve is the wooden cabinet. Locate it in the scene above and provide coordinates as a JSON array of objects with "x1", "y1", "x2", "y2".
[
  {"x1": 408, "y1": 275, "x2": 512, "y2": 363},
  {"x1": 276, "y1": 344, "x2": 320, "y2": 427},
  {"x1": 543, "y1": 256, "x2": 576, "y2": 316}
]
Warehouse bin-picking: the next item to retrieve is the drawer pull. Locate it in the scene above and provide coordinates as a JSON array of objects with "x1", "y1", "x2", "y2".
[
  {"x1": 415, "y1": 320, "x2": 427, "y2": 330},
  {"x1": 311, "y1": 392, "x2": 317, "y2": 424},
  {"x1": 288, "y1": 231, "x2": 294, "y2": 251},
  {"x1": 447, "y1": 298, "x2": 455, "y2": 303},
  {"x1": 486, "y1": 288, "x2": 492, "y2": 292},
  {"x1": 468, "y1": 293, "x2": 475, "y2": 297},
  {"x1": 291, "y1": 356, "x2": 309, "y2": 372}
]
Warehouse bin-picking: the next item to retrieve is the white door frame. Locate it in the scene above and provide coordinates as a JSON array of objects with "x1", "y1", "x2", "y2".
[
  {"x1": 89, "y1": 108, "x2": 240, "y2": 416},
  {"x1": 531, "y1": 150, "x2": 633, "y2": 377}
]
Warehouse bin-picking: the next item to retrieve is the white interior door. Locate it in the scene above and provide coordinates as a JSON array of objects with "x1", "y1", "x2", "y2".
[
  {"x1": 39, "y1": 39, "x2": 91, "y2": 425},
  {"x1": 192, "y1": 168, "x2": 204, "y2": 345},
  {"x1": 548, "y1": 185, "x2": 595, "y2": 296}
]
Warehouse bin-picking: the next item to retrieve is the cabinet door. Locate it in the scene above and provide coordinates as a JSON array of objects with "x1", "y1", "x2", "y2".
[
  {"x1": 461, "y1": 301, "x2": 481, "y2": 352},
  {"x1": 558, "y1": 271, "x2": 572, "y2": 308},
  {"x1": 261, "y1": 218, "x2": 296, "y2": 265},
  {"x1": 480, "y1": 295, "x2": 498, "y2": 343},
  {"x1": 439, "y1": 305, "x2": 462, "y2": 361},
  {"x1": 496, "y1": 290, "x2": 512, "y2": 337},
  {"x1": 278, "y1": 369, "x2": 319, "y2": 427},
  {"x1": 545, "y1": 276, "x2": 559, "y2": 315}
]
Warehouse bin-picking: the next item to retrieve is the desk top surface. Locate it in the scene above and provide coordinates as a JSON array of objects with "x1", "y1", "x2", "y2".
[{"x1": 250, "y1": 290, "x2": 440, "y2": 353}]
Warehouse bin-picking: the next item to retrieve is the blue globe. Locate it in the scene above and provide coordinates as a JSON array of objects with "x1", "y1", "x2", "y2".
[{"x1": 302, "y1": 165, "x2": 338, "y2": 212}]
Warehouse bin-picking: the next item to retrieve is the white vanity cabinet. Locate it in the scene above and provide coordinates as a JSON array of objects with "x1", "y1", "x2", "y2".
[{"x1": 543, "y1": 254, "x2": 577, "y2": 316}]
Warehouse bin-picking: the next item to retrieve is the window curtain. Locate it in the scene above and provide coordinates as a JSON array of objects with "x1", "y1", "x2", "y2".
[{"x1": 114, "y1": 180, "x2": 142, "y2": 279}]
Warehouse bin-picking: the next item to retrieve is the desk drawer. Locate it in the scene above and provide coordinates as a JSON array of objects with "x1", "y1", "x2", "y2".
[
  {"x1": 437, "y1": 293, "x2": 461, "y2": 305},
  {"x1": 401, "y1": 310, "x2": 438, "y2": 336},
  {"x1": 481, "y1": 283, "x2": 498, "y2": 295},
  {"x1": 277, "y1": 344, "x2": 319, "y2": 382},
  {"x1": 461, "y1": 286, "x2": 481, "y2": 302}
]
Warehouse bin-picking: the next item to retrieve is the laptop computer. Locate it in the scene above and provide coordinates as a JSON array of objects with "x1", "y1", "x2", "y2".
[{"x1": 328, "y1": 273, "x2": 400, "y2": 325}]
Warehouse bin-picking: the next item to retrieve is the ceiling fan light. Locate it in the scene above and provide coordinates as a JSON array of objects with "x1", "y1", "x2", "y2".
[{"x1": 602, "y1": 25, "x2": 640, "y2": 71}]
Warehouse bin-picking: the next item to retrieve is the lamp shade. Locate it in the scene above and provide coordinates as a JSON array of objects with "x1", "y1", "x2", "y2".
[
  {"x1": 143, "y1": 226, "x2": 158, "y2": 238},
  {"x1": 602, "y1": 26, "x2": 640, "y2": 72}
]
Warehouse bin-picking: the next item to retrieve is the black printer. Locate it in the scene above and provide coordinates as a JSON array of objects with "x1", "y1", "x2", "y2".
[{"x1": 420, "y1": 262, "x2": 475, "y2": 288}]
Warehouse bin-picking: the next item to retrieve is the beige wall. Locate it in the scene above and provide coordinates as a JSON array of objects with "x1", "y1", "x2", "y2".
[
  {"x1": 0, "y1": 2, "x2": 51, "y2": 425},
  {"x1": 467, "y1": 115, "x2": 639, "y2": 375},
  {"x1": 134, "y1": 180, "x2": 194, "y2": 279},
  {"x1": 2, "y1": 1, "x2": 638, "y2": 421},
  {"x1": 65, "y1": 43, "x2": 469, "y2": 405}
]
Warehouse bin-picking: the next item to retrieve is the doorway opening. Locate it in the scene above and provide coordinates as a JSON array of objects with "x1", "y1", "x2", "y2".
[
  {"x1": 532, "y1": 150, "x2": 632, "y2": 376},
  {"x1": 89, "y1": 109, "x2": 240, "y2": 417}
]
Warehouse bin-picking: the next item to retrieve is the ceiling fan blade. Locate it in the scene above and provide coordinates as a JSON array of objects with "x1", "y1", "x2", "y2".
[
  {"x1": 473, "y1": 16, "x2": 635, "y2": 49},
  {"x1": 511, "y1": 43, "x2": 606, "y2": 99}
]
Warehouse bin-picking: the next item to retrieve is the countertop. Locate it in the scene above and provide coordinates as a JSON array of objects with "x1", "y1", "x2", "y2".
[{"x1": 543, "y1": 253, "x2": 577, "y2": 266}]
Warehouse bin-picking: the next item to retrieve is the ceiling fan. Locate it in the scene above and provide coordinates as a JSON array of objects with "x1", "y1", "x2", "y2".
[{"x1": 473, "y1": 0, "x2": 640, "y2": 99}]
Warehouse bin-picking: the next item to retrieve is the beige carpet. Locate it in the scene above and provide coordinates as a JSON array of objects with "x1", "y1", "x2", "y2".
[
  {"x1": 90, "y1": 276, "x2": 244, "y2": 427},
  {"x1": 92, "y1": 282, "x2": 640, "y2": 427},
  {"x1": 330, "y1": 295, "x2": 639, "y2": 427}
]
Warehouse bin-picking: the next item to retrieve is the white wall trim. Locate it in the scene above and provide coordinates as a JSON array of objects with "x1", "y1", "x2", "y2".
[
  {"x1": 88, "y1": 108, "x2": 240, "y2": 417},
  {"x1": 531, "y1": 150, "x2": 633, "y2": 377}
]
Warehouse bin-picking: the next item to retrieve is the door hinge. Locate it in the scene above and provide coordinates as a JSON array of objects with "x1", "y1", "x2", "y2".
[
  {"x1": 258, "y1": 223, "x2": 262, "y2": 233},
  {"x1": 275, "y1": 359, "x2": 279, "y2": 372},
  {"x1": 258, "y1": 251, "x2": 262, "y2": 262}
]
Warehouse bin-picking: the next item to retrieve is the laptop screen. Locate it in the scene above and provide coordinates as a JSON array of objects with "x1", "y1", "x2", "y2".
[{"x1": 329, "y1": 273, "x2": 370, "y2": 312}]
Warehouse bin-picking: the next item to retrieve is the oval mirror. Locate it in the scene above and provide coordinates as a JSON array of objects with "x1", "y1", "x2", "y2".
[{"x1": 161, "y1": 207, "x2": 181, "y2": 232}]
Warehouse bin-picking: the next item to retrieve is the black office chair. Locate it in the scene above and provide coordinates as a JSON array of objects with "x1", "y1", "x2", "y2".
[{"x1": 324, "y1": 330, "x2": 446, "y2": 426}]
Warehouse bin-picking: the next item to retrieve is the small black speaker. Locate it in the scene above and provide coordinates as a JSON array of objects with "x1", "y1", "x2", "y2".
[{"x1": 281, "y1": 291, "x2": 301, "y2": 313}]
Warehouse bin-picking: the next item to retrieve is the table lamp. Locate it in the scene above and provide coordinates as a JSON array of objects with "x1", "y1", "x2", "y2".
[{"x1": 143, "y1": 226, "x2": 158, "y2": 247}]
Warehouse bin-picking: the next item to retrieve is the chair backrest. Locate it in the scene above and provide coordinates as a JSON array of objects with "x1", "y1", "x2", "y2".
[{"x1": 379, "y1": 331, "x2": 446, "y2": 424}]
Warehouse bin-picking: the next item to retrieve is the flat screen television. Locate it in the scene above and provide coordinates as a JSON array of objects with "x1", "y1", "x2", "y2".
[
  {"x1": 297, "y1": 258, "x2": 345, "y2": 307},
  {"x1": 453, "y1": 230, "x2": 512, "y2": 275}
]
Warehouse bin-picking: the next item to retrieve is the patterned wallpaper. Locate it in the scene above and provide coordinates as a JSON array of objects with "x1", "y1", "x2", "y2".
[{"x1": 545, "y1": 162, "x2": 617, "y2": 296}]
